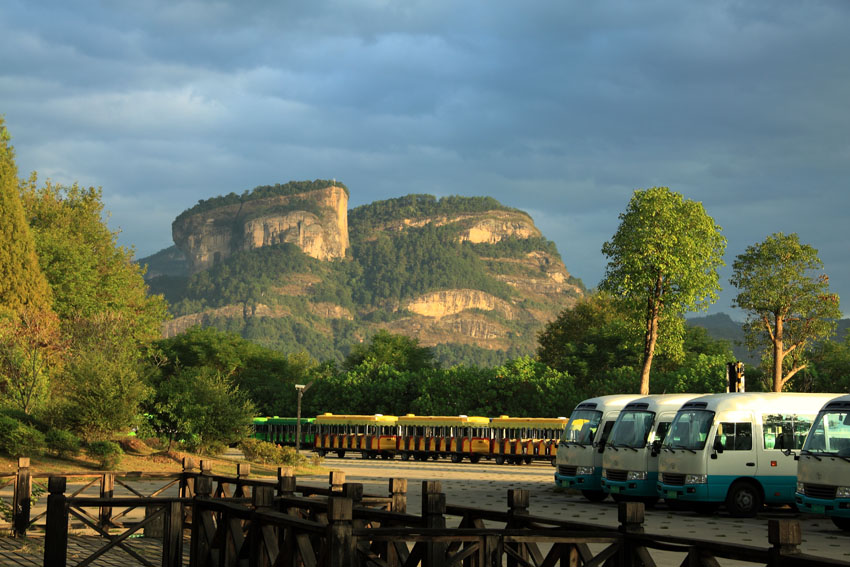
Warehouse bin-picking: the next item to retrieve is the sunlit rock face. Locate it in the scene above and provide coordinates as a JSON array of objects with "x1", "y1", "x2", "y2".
[{"x1": 172, "y1": 185, "x2": 348, "y2": 274}]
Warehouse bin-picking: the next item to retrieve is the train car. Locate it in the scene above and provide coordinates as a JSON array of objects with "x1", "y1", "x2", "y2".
[
  {"x1": 489, "y1": 416, "x2": 567, "y2": 465},
  {"x1": 395, "y1": 414, "x2": 492, "y2": 462},
  {"x1": 313, "y1": 413, "x2": 399, "y2": 459},
  {"x1": 252, "y1": 416, "x2": 316, "y2": 447}
]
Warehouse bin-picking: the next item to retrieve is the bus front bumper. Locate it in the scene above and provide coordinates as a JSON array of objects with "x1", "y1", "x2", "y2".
[
  {"x1": 602, "y1": 472, "x2": 658, "y2": 498},
  {"x1": 796, "y1": 492, "x2": 850, "y2": 519},
  {"x1": 555, "y1": 467, "x2": 601, "y2": 491}
]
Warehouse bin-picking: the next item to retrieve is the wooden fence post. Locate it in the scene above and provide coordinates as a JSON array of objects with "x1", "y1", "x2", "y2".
[
  {"x1": 190, "y1": 475, "x2": 214, "y2": 567},
  {"x1": 768, "y1": 519, "x2": 801, "y2": 566},
  {"x1": 43, "y1": 477, "x2": 68, "y2": 567},
  {"x1": 199, "y1": 459, "x2": 212, "y2": 475},
  {"x1": 236, "y1": 462, "x2": 251, "y2": 498},
  {"x1": 12, "y1": 457, "x2": 31, "y2": 538},
  {"x1": 422, "y1": 481, "x2": 447, "y2": 567},
  {"x1": 507, "y1": 489, "x2": 530, "y2": 567},
  {"x1": 327, "y1": 497, "x2": 355, "y2": 567},
  {"x1": 343, "y1": 483, "x2": 364, "y2": 504},
  {"x1": 617, "y1": 501, "x2": 645, "y2": 567},
  {"x1": 181, "y1": 457, "x2": 197, "y2": 528},
  {"x1": 100, "y1": 472, "x2": 115, "y2": 529},
  {"x1": 251, "y1": 486, "x2": 276, "y2": 567},
  {"x1": 330, "y1": 471, "x2": 346, "y2": 493},
  {"x1": 162, "y1": 500, "x2": 184, "y2": 567},
  {"x1": 389, "y1": 478, "x2": 407, "y2": 514}
]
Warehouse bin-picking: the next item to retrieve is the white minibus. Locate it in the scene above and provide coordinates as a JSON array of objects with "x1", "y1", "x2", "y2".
[
  {"x1": 795, "y1": 394, "x2": 850, "y2": 531},
  {"x1": 554, "y1": 394, "x2": 643, "y2": 501},
  {"x1": 657, "y1": 392, "x2": 838, "y2": 516},
  {"x1": 600, "y1": 394, "x2": 699, "y2": 503}
]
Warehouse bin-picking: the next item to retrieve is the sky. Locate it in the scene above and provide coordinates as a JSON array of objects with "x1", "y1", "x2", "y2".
[{"x1": 2, "y1": 1, "x2": 849, "y2": 319}]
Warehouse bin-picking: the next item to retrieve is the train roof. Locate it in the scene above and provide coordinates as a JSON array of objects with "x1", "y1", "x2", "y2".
[
  {"x1": 395, "y1": 415, "x2": 490, "y2": 427},
  {"x1": 315, "y1": 413, "x2": 399, "y2": 425},
  {"x1": 489, "y1": 416, "x2": 568, "y2": 429}
]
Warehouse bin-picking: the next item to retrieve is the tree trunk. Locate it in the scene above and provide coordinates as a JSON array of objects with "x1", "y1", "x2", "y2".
[
  {"x1": 640, "y1": 277, "x2": 662, "y2": 396},
  {"x1": 773, "y1": 315, "x2": 784, "y2": 392}
]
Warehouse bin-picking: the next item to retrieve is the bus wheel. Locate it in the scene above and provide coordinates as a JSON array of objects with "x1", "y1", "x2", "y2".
[
  {"x1": 469, "y1": 455, "x2": 481, "y2": 464},
  {"x1": 495, "y1": 456, "x2": 505, "y2": 465},
  {"x1": 401, "y1": 452, "x2": 411, "y2": 461},
  {"x1": 726, "y1": 481, "x2": 762, "y2": 517},
  {"x1": 335, "y1": 450, "x2": 345, "y2": 458},
  {"x1": 451, "y1": 454, "x2": 462, "y2": 463},
  {"x1": 832, "y1": 517, "x2": 850, "y2": 531},
  {"x1": 582, "y1": 490, "x2": 608, "y2": 503}
]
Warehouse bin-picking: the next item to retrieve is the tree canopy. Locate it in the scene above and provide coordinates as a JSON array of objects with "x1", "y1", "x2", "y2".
[
  {"x1": 730, "y1": 232, "x2": 841, "y2": 392},
  {"x1": 599, "y1": 187, "x2": 726, "y2": 394}
]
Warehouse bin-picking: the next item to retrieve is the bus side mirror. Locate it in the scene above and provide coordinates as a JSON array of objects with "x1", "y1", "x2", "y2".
[
  {"x1": 650, "y1": 440, "x2": 661, "y2": 457},
  {"x1": 713, "y1": 437, "x2": 724, "y2": 453},
  {"x1": 597, "y1": 443, "x2": 606, "y2": 454}
]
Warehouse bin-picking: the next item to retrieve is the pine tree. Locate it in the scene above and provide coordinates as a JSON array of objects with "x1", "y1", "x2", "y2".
[{"x1": 0, "y1": 118, "x2": 51, "y2": 315}]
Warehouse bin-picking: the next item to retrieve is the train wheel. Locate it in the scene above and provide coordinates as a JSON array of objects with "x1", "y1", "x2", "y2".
[
  {"x1": 335, "y1": 450, "x2": 345, "y2": 458},
  {"x1": 469, "y1": 455, "x2": 481, "y2": 464},
  {"x1": 451, "y1": 454, "x2": 462, "y2": 463},
  {"x1": 381, "y1": 453, "x2": 393, "y2": 460},
  {"x1": 361, "y1": 452, "x2": 370, "y2": 459},
  {"x1": 401, "y1": 452, "x2": 411, "y2": 461},
  {"x1": 494, "y1": 456, "x2": 505, "y2": 465},
  {"x1": 317, "y1": 450, "x2": 327, "y2": 457},
  {"x1": 524, "y1": 457, "x2": 533, "y2": 465},
  {"x1": 431, "y1": 454, "x2": 440, "y2": 460}
]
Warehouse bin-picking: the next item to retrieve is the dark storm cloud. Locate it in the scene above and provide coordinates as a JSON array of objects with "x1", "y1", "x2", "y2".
[{"x1": 2, "y1": 0, "x2": 850, "y2": 316}]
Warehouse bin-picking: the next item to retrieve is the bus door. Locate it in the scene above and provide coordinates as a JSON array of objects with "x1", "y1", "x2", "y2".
[{"x1": 709, "y1": 419, "x2": 757, "y2": 499}]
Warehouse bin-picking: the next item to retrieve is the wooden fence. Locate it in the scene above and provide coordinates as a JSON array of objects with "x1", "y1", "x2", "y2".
[{"x1": 33, "y1": 466, "x2": 850, "y2": 567}]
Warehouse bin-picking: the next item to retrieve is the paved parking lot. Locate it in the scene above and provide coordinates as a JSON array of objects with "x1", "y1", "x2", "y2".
[{"x1": 299, "y1": 455, "x2": 850, "y2": 563}]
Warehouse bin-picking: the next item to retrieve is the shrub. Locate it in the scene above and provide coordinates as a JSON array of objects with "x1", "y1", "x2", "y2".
[
  {"x1": 238, "y1": 438, "x2": 308, "y2": 466},
  {"x1": 86, "y1": 441, "x2": 123, "y2": 470},
  {"x1": 0, "y1": 415, "x2": 46, "y2": 457},
  {"x1": 45, "y1": 429, "x2": 82, "y2": 459}
]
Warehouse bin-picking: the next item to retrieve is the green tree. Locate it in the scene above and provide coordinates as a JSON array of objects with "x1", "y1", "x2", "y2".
[
  {"x1": 343, "y1": 330, "x2": 437, "y2": 373},
  {"x1": 730, "y1": 233, "x2": 841, "y2": 392},
  {"x1": 0, "y1": 307, "x2": 65, "y2": 414},
  {"x1": 0, "y1": 119, "x2": 51, "y2": 316},
  {"x1": 599, "y1": 187, "x2": 726, "y2": 395}
]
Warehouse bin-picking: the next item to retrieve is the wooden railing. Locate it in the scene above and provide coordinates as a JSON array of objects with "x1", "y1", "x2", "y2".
[{"x1": 39, "y1": 470, "x2": 850, "y2": 567}]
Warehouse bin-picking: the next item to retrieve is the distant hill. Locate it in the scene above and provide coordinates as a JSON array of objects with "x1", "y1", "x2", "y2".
[
  {"x1": 139, "y1": 185, "x2": 585, "y2": 365},
  {"x1": 686, "y1": 313, "x2": 756, "y2": 365}
]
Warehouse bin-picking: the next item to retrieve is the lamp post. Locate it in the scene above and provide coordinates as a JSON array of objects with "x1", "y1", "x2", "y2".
[{"x1": 294, "y1": 382, "x2": 313, "y2": 452}]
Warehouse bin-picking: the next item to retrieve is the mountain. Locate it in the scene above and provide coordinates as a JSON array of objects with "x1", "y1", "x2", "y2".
[
  {"x1": 140, "y1": 182, "x2": 586, "y2": 365},
  {"x1": 686, "y1": 313, "x2": 756, "y2": 365}
]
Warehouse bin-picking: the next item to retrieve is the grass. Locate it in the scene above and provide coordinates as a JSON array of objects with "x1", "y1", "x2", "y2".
[{"x1": 0, "y1": 438, "x2": 325, "y2": 480}]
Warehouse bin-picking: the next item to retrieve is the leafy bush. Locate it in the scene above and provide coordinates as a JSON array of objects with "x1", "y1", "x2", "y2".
[
  {"x1": 86, "y1": 441, "x2": 123, "y2": 470},
  {"x1": 238, "y1": 438, "x2": 308, "y2": 466},
  {"x1": 45, "y1": 429, "x2": 82, "y2": 458},
  {"x1": 0, "y1": 415, "x2": 46, "y2": 457}
]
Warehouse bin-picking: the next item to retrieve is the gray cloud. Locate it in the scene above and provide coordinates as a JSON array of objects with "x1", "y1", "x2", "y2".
[{"x1": 2, "y1": 0, "x2": 849, "y2": 317}]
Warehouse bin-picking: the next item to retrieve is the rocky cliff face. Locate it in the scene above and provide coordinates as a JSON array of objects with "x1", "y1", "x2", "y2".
[
  {"x1": 147, "y1": 190, "x2": 585, "y2": 364},
  {"x1": 172, "y1": 185, "x2": 349, "y2": 273}
]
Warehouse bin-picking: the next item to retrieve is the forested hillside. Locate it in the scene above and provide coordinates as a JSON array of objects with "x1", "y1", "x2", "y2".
[{"x1": 142, "y1": 188, "x2": 585, "y2": 366}]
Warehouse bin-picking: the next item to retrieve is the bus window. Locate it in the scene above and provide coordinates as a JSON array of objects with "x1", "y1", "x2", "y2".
[{"x1": 715, "y1": 422, "x2": 753, "y2": 451}]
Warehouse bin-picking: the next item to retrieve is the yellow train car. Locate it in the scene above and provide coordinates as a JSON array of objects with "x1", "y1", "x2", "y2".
[
  {"x1": 490, "y1": 416, "x2": 567, "y2": 465},
  {"x1": 395, "y1": 414, "x2": 492, "y2": 463},
  {"x1": 313, "y1": 413, "x2": 399, "y2": 459}
]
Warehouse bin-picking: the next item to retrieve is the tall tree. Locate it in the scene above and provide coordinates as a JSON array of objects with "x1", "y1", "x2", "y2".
[
  {"x1": 0, "y1": 118, "x2": 51, "y2": 315},
  {"x1": 730, "y1": 233, "x2": 840, "y2": 392},
  {"x1": 599, "y1": 187, "x2": 726, "y2": 395}
]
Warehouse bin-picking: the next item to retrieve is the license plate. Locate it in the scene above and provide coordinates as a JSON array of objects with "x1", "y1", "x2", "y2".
[
  {"x1": 666, "y1": 491, "x2": 678, "y2": 499},
  {"x1": 813, "y1": 504, "x2": 825, "y2": 514},
  {"x1": 609, "y1": 486, "x2": 620, "y2": 493}
]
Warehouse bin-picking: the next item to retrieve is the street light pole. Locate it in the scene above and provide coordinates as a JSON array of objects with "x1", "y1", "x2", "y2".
[{"x1": 294, "y1": 382, "x2": 313, "y2": 452}]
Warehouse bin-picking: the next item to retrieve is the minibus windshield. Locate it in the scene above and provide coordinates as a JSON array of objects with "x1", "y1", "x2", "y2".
[
  {"x1": 803, "y1": 410, "x2": 850, "y2": 456},
  {"x1": 561, "y1": 410, "x2": 602, "y2": 445},
  {"x1": 609, "y1": 411, "x2": 654, "y2": 448},
  {"x1": 662, "y1": 410, "x2": 714, "y2": 451}
]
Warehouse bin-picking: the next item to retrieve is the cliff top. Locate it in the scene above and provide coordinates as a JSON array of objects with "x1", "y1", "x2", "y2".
[{"x1": 174, "y1": 179, "x2": 348, "y2": 224}]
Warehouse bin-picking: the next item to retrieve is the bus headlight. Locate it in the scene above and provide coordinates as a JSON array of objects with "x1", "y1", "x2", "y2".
[
  {"x1": 796, "y1": 481, "x2": 805, "y2": 494},
  {"x1": 577, "y1": 466, "x2": 594, "y2": 476},
  {"x1": 628, "y1": 471, "x2": 647, "y2": 481},
  {"x1": 685, "y1": 474, "x2": 707, "y2": 485},
  {"x1": 837, "y1": 487, "x2": 850, "y2": 498}
]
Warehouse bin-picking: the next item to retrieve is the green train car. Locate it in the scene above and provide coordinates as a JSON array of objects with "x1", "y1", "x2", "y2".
[{"x1": 252, "y1": 417, "x2": 316, "y2": 447}]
